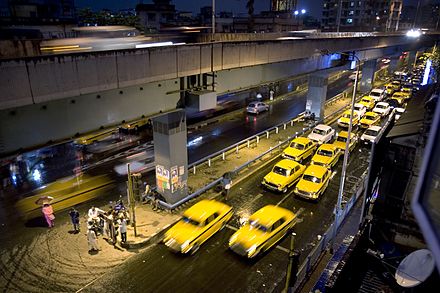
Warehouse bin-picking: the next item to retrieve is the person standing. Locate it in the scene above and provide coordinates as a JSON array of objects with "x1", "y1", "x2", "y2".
[
  {"x1": 87, "y1": 229, "x2": 100, "y2": 252},
  {"x1": 68, "y1": 207, "x2": 80, "y2": 233},
  {"x1": 222, "y1": 173, "x2": 232, "y2": 201},
  {"x1": 42, "y1": 203, "x2": 55, "y2": 228},
  {"x1": 118, "y1": 217, "x2": 127, "y2": 243}
]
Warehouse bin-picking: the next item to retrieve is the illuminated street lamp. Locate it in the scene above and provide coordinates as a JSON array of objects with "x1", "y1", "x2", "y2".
[
  {"x1": 301, "y1": 9, "x2": 306, "y2": 14},
  {"x1": 294, "y1": 10, "x2": 299, "y2": 16}
]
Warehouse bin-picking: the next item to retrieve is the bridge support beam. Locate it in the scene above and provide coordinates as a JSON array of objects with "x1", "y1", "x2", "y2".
[
  {"x1": 152, "y1": 109, "x2": 188, "y2": 204},
  {"x1": 360, "y1": 59, "x2": 377, "y2": 93},
  {"x1": 306, "y1": 74, "x2": 328, "y2": 120}
]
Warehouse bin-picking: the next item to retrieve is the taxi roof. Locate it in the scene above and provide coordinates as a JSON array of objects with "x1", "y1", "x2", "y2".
[
  {"x1": 337, "y1": 131, "x2": 356, "y2": 138},
  {"x1": 314, "y1": 124, "x2": 332, "y2": 131},
  {"x1": 317, "y1": 143, "x2": 337, "y2": 151},
  {"x1": 364, "y1": 111, "x2": 379, "y2": 117},
  {"x1": 304, "y1": 165, "x2": 328, "y2": 178},
  {"x1": 361, "y1": 96, "x2": 374, "y2": 101},
  {"x1": 249, "y1": 205, "x2": 295, "y2": 227},
  {"x1": 183, "y1": 200, "x2": 230, "y2": 222},
  {"x1": 275, "y1": 159, "x2": 300, "y2": 170},
  {"x1": 292, "y1": 137, "x2": 312, "y2": 144}
]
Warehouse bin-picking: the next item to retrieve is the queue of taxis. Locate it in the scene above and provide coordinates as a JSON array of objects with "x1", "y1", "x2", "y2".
[
  {"x1": 310, "y1": 144, "x2": 341, "y2": 169},
  {"x1": 282, "y1": 137, "x2": 317, "y2": 162},
  {"x1": 262, "y1": 159, "x2": 306, "y2": 193}
]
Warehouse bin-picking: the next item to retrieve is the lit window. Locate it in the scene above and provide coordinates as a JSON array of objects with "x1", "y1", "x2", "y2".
[
  {"x1": 350, "y1": 1, "x2": 355, "y2": 7},
  {"x1": 349, "y1": 10, "x2": 354, "y2": 15},
  {"x1": 347, "y1": 18, "x2": 353, "y2": 23}
]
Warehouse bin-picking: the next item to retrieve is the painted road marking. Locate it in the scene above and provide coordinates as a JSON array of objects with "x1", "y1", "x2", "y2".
[
  {"x1": 275, "y1": 245, "x2": 290, "y2": 254},
  {"x1": 276, "y1": 193, "x2": 291, "y2": 206}
]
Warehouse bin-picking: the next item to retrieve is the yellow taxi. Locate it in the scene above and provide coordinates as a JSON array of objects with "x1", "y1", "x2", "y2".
[
  {"x1": 359, "y1": 96, "x2": 376, "y2": 110},
  {"x1": 262, "y1": 159, "x2": 306, "y2": 193},
  {"x1": 282, "y1": 137, "x2": 317, "y2": 162},
  {"x1": 164, "y1": 200, "x2": 233, "y2": 254},
  {"x1": 401, "y1": 86, "x2": 413, "y2": 99},
  {"x1": 389, "y1": 96, "x2": 406, "y2": 107},
  {"x1": 74, "y1": 129, "x2": 115, "y2": 145},
  {"x1": 393, "y1": 91, "x2": 411, "y2": 101},
  {"x1": 228, "y1": 205, "x2": 296, "y2": 258},
  {"x1": 337, "y1": 110, "x2": 359, "y2": 128},
  {"x1": 333, "y1": 131, "x2": 358, "y2": 153},
  {"x1": 385, "y1": 81, "x2": 400, "y2": 95},
  {"x1": 120, "y1": 117, "x2": 151, "y2": 133},
  {"x1": 359, "y1": 111, "x2": 381, "y2": 129},
  {"x1": 294, "y1": 165, "x2": 331, "y2": 201},
  {"x1": 310, "y1": 144, "x2": 341, "y2": 169},
  {"x1": 15, "y1": 175, "x2": 114, "y2": 220}
]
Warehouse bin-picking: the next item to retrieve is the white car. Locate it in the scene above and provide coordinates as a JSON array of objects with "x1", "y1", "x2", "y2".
[
  {"x1": 246, "y1": 102, "x2": 269, "y2": 114},
  {"x1": 395, "y1": 107, "x2": 405, "y2": 120},
  {"x1": 373, "y1": 102, "x2": 391, "y2": 117},
  {"x1": 307, "y1": 124, "x2": 335, "y2": 144},
  {"x1": 353, "y1": 103, "x2": 367, "y2": 118},
  {"x1": 369, "y1": 88, "x2": 386, "y2": 102},
  {"x1": 360, "y1": 125, "x2": 381, "y2": 145}
]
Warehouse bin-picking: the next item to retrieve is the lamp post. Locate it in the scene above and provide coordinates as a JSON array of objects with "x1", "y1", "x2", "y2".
[
  {"x1": 332, "y1": 52, "x2": 361, "y2": 250},
  {"x1": 212, "y1": 0, "x2": 215, "y2": 38},
  {"x1": 336, "y1": 0, "x2": 343, "y2": 33}
]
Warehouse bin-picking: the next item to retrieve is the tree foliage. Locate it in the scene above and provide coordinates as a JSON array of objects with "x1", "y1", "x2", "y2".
[
  {"x1": 431, "y1": 46, "x2": 440, "y2": 78},
  {"x1": 77, "y1": 8, "x2": 141, "y2": 31}
]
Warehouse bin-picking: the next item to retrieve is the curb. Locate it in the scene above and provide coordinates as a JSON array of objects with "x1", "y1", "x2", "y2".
[{"x1": 123, "y1": 222, "x2": 173, "y2": 249}]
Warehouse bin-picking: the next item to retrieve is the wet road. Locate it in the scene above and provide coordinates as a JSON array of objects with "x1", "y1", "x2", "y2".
[{"x1": 85, "y1": 118, "x2": 373, "y2": 293}]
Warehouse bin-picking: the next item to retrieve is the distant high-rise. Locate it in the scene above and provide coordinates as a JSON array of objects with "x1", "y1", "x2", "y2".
[
  {"x1": 271, "y1": 0, "x2": 297, "y2": 12},
  {"x1": 321, "y1": 0, "x2": 403, "y2": 32}
]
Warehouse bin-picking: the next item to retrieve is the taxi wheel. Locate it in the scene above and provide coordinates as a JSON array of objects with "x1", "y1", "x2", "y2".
[{"x1": 190, "y1": 244, "x2": 200, "y2": 255}]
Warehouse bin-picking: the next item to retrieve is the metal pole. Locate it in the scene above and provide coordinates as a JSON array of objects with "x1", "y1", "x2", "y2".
[
  {"x1": 127, "y1": 163, "x2": 137, "y2": 237},
  {"x1": 212, "y1": 0, "x2": 215, "y2": 38},
  {"x1": 336, "y1": 0, "x2": 343, "y2": 33},
  {"x1": 333, "y1": 54, "x2": 360, "y2": 249},
  {"x1": 413, "y1": 0, "x2": 421, "y2": 29},
  {"x1": 284, "y1": 232, "x2": 297, "y2": 293}
]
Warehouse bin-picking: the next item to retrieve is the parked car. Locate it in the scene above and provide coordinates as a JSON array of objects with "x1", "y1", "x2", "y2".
[
  {"x1": 360, "y1": 125, "x2": 382, "y2": 145},
  {"x1": 369, "y1": 88, "x2": 386, "y2": 102},
  {"x1": 294, "y1": 165, "x2": 332, "y2": 201},
  {"x1": 359, "y1": 112, "x2": 381, "y2": 129},
  {"x1": 246, "y1": 102, "x2": 269, "y2": 114},
  {"x1": 163, "y1": 200, "x2": 233, "y2": 254},
  {"x1": 333, "y1": 131, "x2": 358, "y2": 153},
  {"x1": 282, "y1": 137, "x2": 317, "y2": 162},
  {"x1": 373, "y1": 102, "x2": 391, "y2": 117},
  {"x1": 353, "y1": 103, "x2": 367, "y2": 118},
  {"x1": 307, "y1": 124, "x2": 335, "y2": 144},
  {"x1": 262, "y1": 159, "x2": 306, "y2": 193},
  {"x1": 310, "y1": 144, "x2": 342, "y2": 169},
  {"x1": 338, "y1": 110, "x2": 360, "y2": 128},
  {"x1": 228, "y1": 205, "x2": 296, "y2": 258}
]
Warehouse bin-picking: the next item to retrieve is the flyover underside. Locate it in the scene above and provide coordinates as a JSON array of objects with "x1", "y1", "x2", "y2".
[{"x1": 0, "y1": 35, "x2": 435, "y2": 111}]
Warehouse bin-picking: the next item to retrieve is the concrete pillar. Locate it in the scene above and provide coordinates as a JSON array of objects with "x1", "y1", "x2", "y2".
[
  {"x1": 360, "y1": 59, "x2": 377, "y2": 93},
  {"x1": 407, "y1": 51, "x2": 417, "y2": 70},
  {"x1": 152, "y1": 109, "x2": 188, "y2": 204},
  {"x1": 306, "y1": 74, "x2": 328, "y2": 120},
  {"x1": 388, "y1": 57, "x2": 399, "y2": 74}
]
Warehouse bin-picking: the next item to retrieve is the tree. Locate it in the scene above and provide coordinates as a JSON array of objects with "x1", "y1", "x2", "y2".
[{"x1": 431, "y1": 46, "x2": 440, "y2": 79}]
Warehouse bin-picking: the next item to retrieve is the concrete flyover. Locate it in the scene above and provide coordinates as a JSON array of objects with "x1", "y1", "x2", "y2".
[{"x1": 0, "y1": 34, "x2": 437, "y2": 111}]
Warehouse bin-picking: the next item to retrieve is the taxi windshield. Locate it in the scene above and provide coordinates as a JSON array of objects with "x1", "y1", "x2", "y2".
[
  {"x1": 182, "y1": 216, "x2": 201, "y2": 226},
  {"x1": 361, "y1": 99, "x2": 370, "y2": 103},
  {"x1": 336, "y1": 136, "x2": 346, "y2": 142},
  {"x1": 343, "y1": 113, "x2": 351, "y2": 118},
  {"x1": 303, "y1": 175, "x2": 321, "y2": 183},
  {"x1": 249, "y1": 220, "x2": 269, "y2": 233},
  {"x1": 365, "y1": 115, "x2": 375, "y2": 120},
  {"x1": 317, "y1": 149, "x2": 333, "y2": 157},
  {"x1": 313, "y1": 129, "x2": 326, "y2": 136},
  {"x1": 370, "y1": 92, "x2": 380, "y2": 97},
  {"x1": 273, "y1": 166, "x2": 288, "y2": 176},
  {"x1": 354, "y1": 105, "x2": 363, "y2": 111},
  {"x1": 376, "y1": 104, "x2": 386, "y2": 109},
  {"x1": 365, "y1": 129, "x2": 379, "y2": 136},
  {"x1": 290, "y1": 142, "x2": 304, "y2": 150}
]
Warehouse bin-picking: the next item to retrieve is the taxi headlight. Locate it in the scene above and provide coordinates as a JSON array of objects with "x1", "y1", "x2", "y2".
[
  {"x1": 247, "y1": 245, "x2": 258, "y2": 257},
  {"x1": 181, "y1": 240, "x2": 191, "y2": 251},
  {"x1": 229, "y1": 234, "x2": 238, "y2": 245}
]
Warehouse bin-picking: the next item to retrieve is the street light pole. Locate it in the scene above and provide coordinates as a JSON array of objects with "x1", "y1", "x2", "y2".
[
  {"x1": 333, "y1": 53, "x2": 360, "y2": 249},
  {"x1": 212, "y1": 0, "x2": 216, "y2": 38},
  {"x1": 336, "y1": 0, "x2": 343, "y2": 33}
]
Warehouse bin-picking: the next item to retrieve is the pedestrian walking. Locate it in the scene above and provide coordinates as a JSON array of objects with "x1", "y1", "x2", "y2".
[
  {"x1": 118, "y1": 217, "x2": 127, "y2": 243},
  {"x1": 87, "y1": 228, "x2": 100, "y2": 252},
  {"x1": 42, "y1": 203, "x2": 55, "y2": 228},
  {"x1": 142, "y1": 184, "x2": 151, "y2": 202},
  {"x1": 68, "y1": 207, "x2": 80, "y2": 233},
  {"x1": 222, "y1": 173, "x2": 232, "y2": 201}
]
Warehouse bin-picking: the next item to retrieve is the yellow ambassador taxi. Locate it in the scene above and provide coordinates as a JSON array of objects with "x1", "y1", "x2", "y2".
[
  {"x1": 359, "y1": 111, "x2": 381, "y2": 129},
  {"x1": 228, "y1": 205, "x2": 296, "y2": 258},
  {"x1": 401, "y1": 87, "x2": 413, "y2": 99},
  {"x1": 393, "y1": 91, "x2": 410, "y2": 101},
  {"x1": 163, "y1": 200, "x2": 233, "y2": 254},
  {"x1": 120, "y1": 117, "x2": 151, "y2": 133},
  {"x1": 294, "y1": 165, "x2": 331, "y2": 201},
  {"x1": 359, "y1": 96, "x2": 376, "y2": 110},
  {"x1": 282, "y1": 137, "x2": 317, "y2": 162},
  {"x1": 262, "y1": 159, "x2": 306, "y2": 193},
  {"x1": 385, "y1": 81, "x2": 400, "y2": 95},
  {"x1": 310, "y1": 144, "x2": 341, "y2": 169},
  {"x1": 337, "y1": 110, "x2": 359, "y2": 128},
  {"x1": 333, "y1": 131, "x2": 358, "y2": 153}
]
